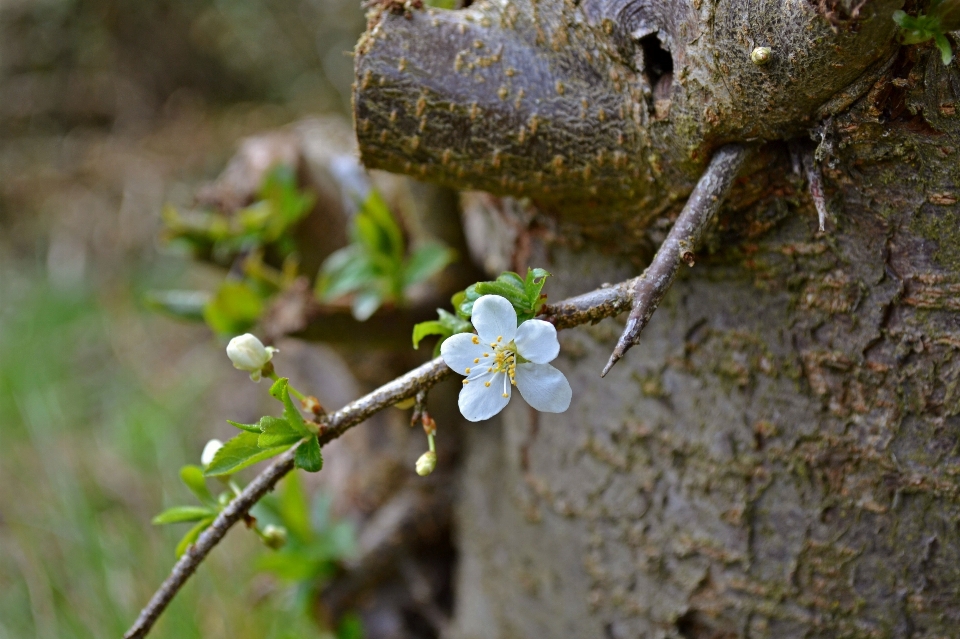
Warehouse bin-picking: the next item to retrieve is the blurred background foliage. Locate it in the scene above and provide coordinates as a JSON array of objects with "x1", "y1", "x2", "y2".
[{"x1": 0, "y1": 0, "x2": 374, "y2": 636}]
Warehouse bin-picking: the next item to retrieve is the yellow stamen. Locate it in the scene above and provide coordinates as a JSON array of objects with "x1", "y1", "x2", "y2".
[
  {"x1": 474, "y1": 358, "x2": 480, "y2": 364},
  {"x1": 484, "y1": 353, "x2": 489, "y2": 357},
  {"x1": 472, "y1": 336, "x2": 480, "y2": 344},
  {"x1": 502, "y1": 393, "x2": 509, "y2": 398},
  {"x1": 497, "y1": 336, "x2": 503, "y2": 342},
  {"x1": 462, "y1": 380, "x2": 469, "y2": 384},
  {"x1": 465, "y1": 368, "x2": 471, "y2": 374},
  {"x1": 485, "y1": 381, "x2": 491, "y2": 387}
]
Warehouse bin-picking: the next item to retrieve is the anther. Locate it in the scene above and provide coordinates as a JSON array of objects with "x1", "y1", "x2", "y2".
[{"x1": 472, "y1": 336, "x2": 480, "y2": 344}]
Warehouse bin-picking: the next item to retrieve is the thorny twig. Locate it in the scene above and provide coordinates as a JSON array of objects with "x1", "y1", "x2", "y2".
[
  {"x1": 601, "y1": 143, "x2": 752, "y2": 377},
  {"x1": 125, "y1": 143, "x2": 750, "y2": 639}
]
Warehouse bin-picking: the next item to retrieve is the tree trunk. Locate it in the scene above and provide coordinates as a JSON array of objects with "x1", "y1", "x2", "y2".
[{"x1": 352, "y1": 0, "x2": 960, "y2": 636}]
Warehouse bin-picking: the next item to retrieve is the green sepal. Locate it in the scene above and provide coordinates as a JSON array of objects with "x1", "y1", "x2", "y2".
[
  {"x1": 153, "y1": 506, "x2": 217, "y2": 525},
  {"x1": 295, "y1": 436, "x2": 323, "y2": 472},
  {"x1": 204, "y1": 431, "x2": 289, "y2": 477},
  {"x1": 179, "y1": 465, "x2": 216, "y2": 505},
  {"x1": 258, "y1": 416, "x2": 305, "y2": 448},
  {"x1": 175, "y1": 517, "x2": 215, "y2": 557},
  {"x1": 227, "y1": 419, "x2": 261, "y2": 433}
]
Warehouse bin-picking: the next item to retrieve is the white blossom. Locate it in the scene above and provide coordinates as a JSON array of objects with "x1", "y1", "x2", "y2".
[
  {"x1": 200, "y1": 439, "x2": 224, "y2": 467},
  {"x1": 225, "y1": 333, "x2": 277, "y2": 382},
  {"x1": 440, "y1": 295, "x2": 572, "y2": 422}
]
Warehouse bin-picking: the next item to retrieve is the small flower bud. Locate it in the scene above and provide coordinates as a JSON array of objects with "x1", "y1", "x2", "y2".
[
  {"x1": 750, "y1": 46, "x2": 772, "y2": 66},
  {"x1": 200, "y1": 439, "x2": 223, "y2": 467},
  {"x1": 262, "y1": 524, "x2": 288, "y2": 549},
  {"x1": 415, "y1": 451, "x2": 437, "y2": 476},
  {"x1": 226, "y1": 333, "x2": 278, "y2": 382}
]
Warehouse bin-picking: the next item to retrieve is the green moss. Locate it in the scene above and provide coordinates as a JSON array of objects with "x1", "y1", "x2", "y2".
[{"x1": 910, "y1": 206, "x2": 960, "y2": 271}]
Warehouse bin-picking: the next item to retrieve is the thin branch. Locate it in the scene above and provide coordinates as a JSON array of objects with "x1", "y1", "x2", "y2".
[
  {"x1": 601, "y1": 143, "x2": 752, "y2": 377},
  {"x1": 124, "y1": 447, "x2": 297, "y2": 639},
  {"x1": 125, "y1": 358, "x2": 451, "y2": 639},
  {"x1": 125, "y1": 145, "x2": 751, "y2": 638}
]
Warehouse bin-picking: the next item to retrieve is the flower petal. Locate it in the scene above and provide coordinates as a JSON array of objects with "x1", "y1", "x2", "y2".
[
  {"x1": 514, "y1": 319, "x2": 560, "y2": 363},
  {"x1": 459, "y1": 372, "x2": 511, "y2": 422},
  {"x1": 440, "y1": 332, "x2": 490, "y2": 375},
  {"x1": 471, "y1": 295, "x2": 517, "y2": 344},
  {"x1": 515, "y1": 363, "x2": 571, "y2": 413}
]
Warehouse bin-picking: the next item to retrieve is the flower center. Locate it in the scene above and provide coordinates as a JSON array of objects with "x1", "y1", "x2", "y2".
[{"x1": 488, "y1": 337, "x2": 517, "y2": 386}]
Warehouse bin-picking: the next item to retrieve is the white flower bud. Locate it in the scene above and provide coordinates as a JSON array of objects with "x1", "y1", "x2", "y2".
[
  {"x1": 415, "y1": 451, "x2": 437, "y2": 476},
  {"x1": 262, "y1": 524, "x2": 288, "y2": 549},
  {"x1": 225, "y1": 333, "x2": 277, "y2": 382},
  {"x1": 200, "y1": 439, "x2": 224, "y2": 467}
]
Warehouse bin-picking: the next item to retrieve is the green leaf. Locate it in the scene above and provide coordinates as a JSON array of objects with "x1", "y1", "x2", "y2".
[
  {"x1": 258, "y1": 165, "x2": 315, "y2": 242},
  {"x1": 202, "y1": 281, "x2": 263, "y2": 335},
  {"x1": 934, "y1": 32, "x2": 954, "y2": 65},
  {"x1": 451, "y1": 290, "x2": 469, "y2": 319},
  {"x1": 153, "y1": 506, "x2": 216, "y2": 525},
  {"x1": 412, "y1": 320, "x2": 449, "y2": 349},
  {"x1": 437, "y1": 308, "x2": 472, "y2": 332},
  {"x1": 403, "y1": 243, "x2": 455, "y2": 288},
  {"x1": 278, "y1": 473, "x2": 312, "y2": 543},
  {"x1": 256, "y1": 549, "x2": 325, "y2": 581},
  {"x1": 474, "y1": 280, "x2": 528, "y2": 308},
  {"x1": 360, "y1": 191, "x2": 404, "y2": 263},
  {"x1": 316, "y1": 246, "x2": 378, "y2": 301},
  {"x1": 412, "y1": 307, "x2": 473, "y2": 351},
  {"x1": 337, "y1": 613, "x2": 365, "y2": 639},
  {"x1": 226, "y1": 419, "x2": 261, "y2": 433},
  {"x1": 295, "y1": 436, "x2": 323, "y2": 472},
  {"x1": 351, "y1": 289, "x2": 383, "y2": 321},
  {"x1": 258, "y1": 416, "x2": 305, "y2": 448},
  {"x1": 495, "y1": 271, "x2": 526, "y2": 292},
  {"x1": 457, "y1": 284, "x2": 481, "y2": 317},
  {"x1": 269, "y1": 378, "x2": 310, "y2": 435},
  {"x1": 175, "y1": 517, "x2": 215, "y2": 558},
  {"x1": 143, "y1": 290, "x2": 210, "y2": 321},
  {"x1": 521, "y1": 267, "x2": 551, "y2": 319},
  {"x1": 179, "y1": 465, "x2": 216, "y2": 505},
  {"x1": 269, "y1": 376, "x2": 285, "y2": 401},
  {"x1": 204, "y1": 431, "x2": 289, "y2": 477}
]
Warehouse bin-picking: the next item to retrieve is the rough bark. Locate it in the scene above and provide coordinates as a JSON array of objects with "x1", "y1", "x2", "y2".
[
  {"x1": 354, "y1": 0, "x2": 899, "y2": 247},
  {"x1": 350, "y1": 0, "x2": 960, "y2": 636}
]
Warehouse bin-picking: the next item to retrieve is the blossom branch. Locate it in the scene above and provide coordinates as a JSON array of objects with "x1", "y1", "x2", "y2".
[
  {"x1": 601, "y1": 143, "x2": 752, "y2": 377},
  {"x1": 124, "y1": 357, "x2": 452, "y2": 639},
  {"x1": 126, "y1": 145, "x2": 750, "y2": 639}
]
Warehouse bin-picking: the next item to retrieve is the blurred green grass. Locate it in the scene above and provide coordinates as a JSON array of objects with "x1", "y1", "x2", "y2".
[{"x1": 0, "y1": 267, "x2": 331, "y2": 638}]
